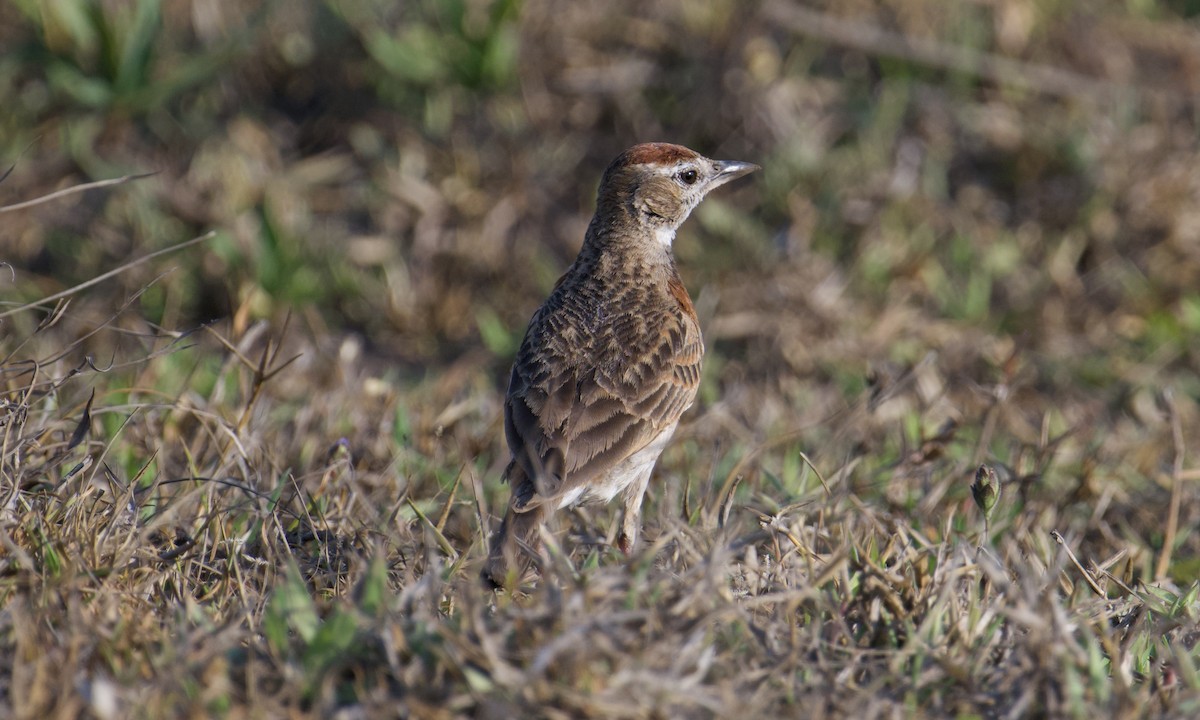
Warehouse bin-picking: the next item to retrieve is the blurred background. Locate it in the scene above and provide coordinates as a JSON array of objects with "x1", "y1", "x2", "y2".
[{"x1": 3, "y1": 0, "x2": 1199, "y2": 572}]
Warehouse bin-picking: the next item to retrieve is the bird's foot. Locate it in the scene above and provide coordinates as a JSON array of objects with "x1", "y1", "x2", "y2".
[{"x1": 617, "y1": 532, "x2": 633, "y2": 556}]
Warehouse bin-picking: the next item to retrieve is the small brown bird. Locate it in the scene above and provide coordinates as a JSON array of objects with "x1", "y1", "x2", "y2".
[{"x1": 483, "y1": 142, "x2": 759, "y2": 588}]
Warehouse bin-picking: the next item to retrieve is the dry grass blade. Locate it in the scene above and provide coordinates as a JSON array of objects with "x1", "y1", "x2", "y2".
[
  {"x1": 0, "y1": 172, "x2": 158, "y2": 214},
  {"x1": 1051, "y1": 530, "x2": 1108, "y2": 598},
  {"x1": 1155, "y1": 388, "x2": 1186, "y2": 582},
  {"x1": 436, "y1": 467, "x2": 463, "y2": 533},
  {"x1": 763, "y1": 1, "x2": 1129, "y2": 102},
  {"x1": 66, "y1": 388, "x2": 94, "y2": 451},
  {"x1": 406, "y1": 498, "x2": 459, "y2": 560},
  {"x1": 718, "y1": 474, "x2": 743, "y2": 529},
  {"x1": 0, "y1": 231, "x2": 215, "y2": 322}
]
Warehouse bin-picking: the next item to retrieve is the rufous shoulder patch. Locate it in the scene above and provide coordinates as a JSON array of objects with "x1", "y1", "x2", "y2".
[{"x1": 667, "y1": 273, "x2": 698, "y2": 322}]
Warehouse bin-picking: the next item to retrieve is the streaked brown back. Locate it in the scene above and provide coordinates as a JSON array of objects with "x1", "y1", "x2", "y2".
[{"x1": 504, "y1": 252, "x2": 702, "y2": 504}]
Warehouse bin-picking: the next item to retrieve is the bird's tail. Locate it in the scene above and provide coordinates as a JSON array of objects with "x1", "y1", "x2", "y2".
[{"x1": 482, "y1": 464, "x2": 546, "y2": 589}]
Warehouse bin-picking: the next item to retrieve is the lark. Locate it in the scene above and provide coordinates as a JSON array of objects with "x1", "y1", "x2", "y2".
[{"x1": 482, "y1": 143, "x2": 758, "y2": 588}]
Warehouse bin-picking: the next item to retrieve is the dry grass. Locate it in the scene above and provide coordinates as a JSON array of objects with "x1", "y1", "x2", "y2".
[{"x1": 3, "y1": 0, "x2": 1200, "y2": 717}]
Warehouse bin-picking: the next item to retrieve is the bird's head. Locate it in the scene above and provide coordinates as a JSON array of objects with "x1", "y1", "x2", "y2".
[{"x1": 594, "y1": 143, "x2": 759, "y2": 248}]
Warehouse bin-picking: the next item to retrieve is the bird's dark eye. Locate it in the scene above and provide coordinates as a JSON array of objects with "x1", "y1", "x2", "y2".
[{"x1": 678, "y1": 169, "x2": 698, "y2": 185}]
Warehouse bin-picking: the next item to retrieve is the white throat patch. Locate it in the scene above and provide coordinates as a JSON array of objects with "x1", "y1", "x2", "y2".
[{"x1": 655, "y1": 226, "x2": 677, "y2": 248}]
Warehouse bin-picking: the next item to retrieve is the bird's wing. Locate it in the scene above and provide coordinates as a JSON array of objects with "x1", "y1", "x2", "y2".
[{"x1": 504, "y1": 281, "x2": 703, "y2": 506}]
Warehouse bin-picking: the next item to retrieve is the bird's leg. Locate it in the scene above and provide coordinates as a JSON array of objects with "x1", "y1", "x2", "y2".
[{"x1": 618, "y1": 469, "x2": 654, "y2": 555}]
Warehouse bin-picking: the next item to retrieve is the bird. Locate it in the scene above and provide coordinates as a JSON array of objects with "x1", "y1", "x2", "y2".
[{"x1": 482, "y1": 142, "x2": 759, "y2": 589}]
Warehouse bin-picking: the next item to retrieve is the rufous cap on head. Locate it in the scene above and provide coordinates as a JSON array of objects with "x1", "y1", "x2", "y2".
[{"x1": 608, "y1": 143, "x2": 702, "y2": 172}]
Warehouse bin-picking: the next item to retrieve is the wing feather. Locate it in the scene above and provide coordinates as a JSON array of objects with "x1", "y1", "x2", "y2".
[{"x1": 504, "y1": 272, "x2": 703, "y2": 506}]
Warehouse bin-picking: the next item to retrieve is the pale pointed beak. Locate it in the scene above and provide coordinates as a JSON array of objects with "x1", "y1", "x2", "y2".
[{"x1": 710, "y1": 159, "x2": 760, "y2": 188}]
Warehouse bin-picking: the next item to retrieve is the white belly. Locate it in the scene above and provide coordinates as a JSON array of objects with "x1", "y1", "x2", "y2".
[{"x1": 555, "y1": 422, "x2": 678, "y2": 509}]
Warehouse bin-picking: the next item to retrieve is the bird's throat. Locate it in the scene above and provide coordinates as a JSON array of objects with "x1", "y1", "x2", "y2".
[{"x1": 655, "y1": 226, "x2": 677, "y2": 249}]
